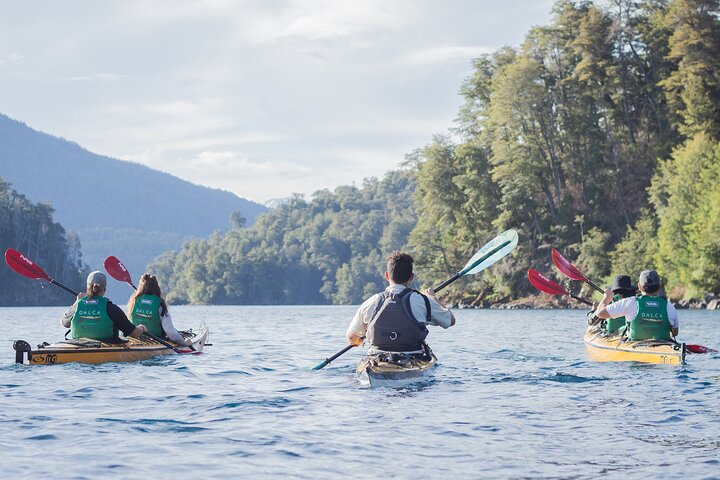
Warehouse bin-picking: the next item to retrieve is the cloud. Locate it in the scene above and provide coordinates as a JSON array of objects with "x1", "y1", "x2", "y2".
[
  {"x1": 190, "y1": 151, "x2": 311, "y2": 174},
  {"x1": 402, "y1": 45, "x2": 496, "y2": 67}
]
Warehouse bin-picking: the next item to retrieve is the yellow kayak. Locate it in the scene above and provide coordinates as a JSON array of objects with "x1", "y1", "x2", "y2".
[
  {"x1": 13, "y1": 323, "x2": 209, "y2": 365},
  {"x1": 356, "y1": 345, "x2": 437, "y2": 387},
  {"x1": 583, "y1": 326, "x2": 685, "y2": 365}
]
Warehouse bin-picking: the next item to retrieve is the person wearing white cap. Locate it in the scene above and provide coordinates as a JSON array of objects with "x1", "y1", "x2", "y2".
[
  {"x1": 60, "y1": 271, "x2": 148, "y2": 340},
  {"x1": 592, "y1": 270, "x2": 679, "y2": 341}
]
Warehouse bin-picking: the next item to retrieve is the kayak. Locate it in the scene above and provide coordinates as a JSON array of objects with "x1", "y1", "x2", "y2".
[
  {"x1": 356, "y1": 345, "x2": 437, "y2": 387},
  {"x1": 583, "y1": 326, "x2": 685, "y2": 365},
  {"x1": 13, "y1": 323, "x2": 209, "y2": 365}
]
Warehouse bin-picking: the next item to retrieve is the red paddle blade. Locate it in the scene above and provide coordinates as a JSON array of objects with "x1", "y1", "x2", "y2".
[
  {"x1": 686, "y1": 344, "x2": 717, "y2": 354},
  {"x1": 104, "y1": 256, "x2": 133, "y2": 285},
  {"x1": 4, "y1": 248, "x2": 51, "y2": 281},
  {"x1": 528, "y1": 269, "x2": 569, "y2": 296},
  {"x1": 551, "y1": 248, "x2": 589, "y2": 282}
]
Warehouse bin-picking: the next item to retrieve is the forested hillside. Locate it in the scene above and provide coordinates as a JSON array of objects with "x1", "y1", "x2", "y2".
[
  {"x1": 0, "y1": 113, "x2": 267, "y2": 279},
  {"x1": 151, "y1": 0, "x2": 720, "y2": 305},
  {"x1": 149, "y1": 170, "x2": 418, "y2": 304},
  {"x1": 0, "y1": 178, "x2": 87, "y2": 305}
]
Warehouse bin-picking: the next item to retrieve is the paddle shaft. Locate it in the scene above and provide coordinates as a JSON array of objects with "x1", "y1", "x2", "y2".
[
  {"x1": 145, "y1": 332, "x2": 193, "y2": 353},
  {"x1": 312, "y1": 343, "x2": 358, "y2": 370},
  {"x1": 570, "y1": 293, "x2": 593, "y2": 306},
  {"x1": 51, "y1": 280, "x2": 81, "y2": 297},
  {"x1": 585, "y1": 279, "x2": 604, "y2": 294}
]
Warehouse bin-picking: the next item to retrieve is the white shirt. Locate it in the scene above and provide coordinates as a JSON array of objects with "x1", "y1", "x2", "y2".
[
  {"x1": 346, "y1": 284, "x2": 454, "y2": 343},
  {"x1": 160, "y1": 310, "x2": 188, "y2": 345},
  {"x1": 606, "y1": 296, "x2": 679, "y2": 328}
]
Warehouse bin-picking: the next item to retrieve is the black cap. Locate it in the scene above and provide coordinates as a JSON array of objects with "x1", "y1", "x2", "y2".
[
  {"x1": 610, "y1": 274, "x2": 636, "y2": 293},
  {"x1": 638, "y1": 270, "x2": 660, "y2": 290}
]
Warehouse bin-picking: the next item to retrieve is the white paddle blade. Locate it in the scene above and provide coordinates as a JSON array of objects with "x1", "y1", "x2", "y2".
[{"x1": 460, "y1": 229, "x2": 519, "y2": 276}]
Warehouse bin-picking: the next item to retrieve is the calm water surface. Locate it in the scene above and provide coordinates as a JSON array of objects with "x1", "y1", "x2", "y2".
[{"x1": 1, "y1": 306, "x2": 718, "y2": 479}]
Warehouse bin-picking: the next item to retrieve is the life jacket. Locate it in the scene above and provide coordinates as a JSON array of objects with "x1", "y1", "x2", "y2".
[
  {"x1": 605, "y1": 294, "x2": 627, "y2": 334},
  {"x1": 130, "y1": 294, "x2": 164, "y2": 337},
  {"x1": 627, "y1": 295, "x2": 672, "y2": 341},
  {"x1": 71, "y1": 296, "x2": 114, "y2": 339},
  {"x1": 366, "y1": 287, "x2": 430, "y2": 352}
]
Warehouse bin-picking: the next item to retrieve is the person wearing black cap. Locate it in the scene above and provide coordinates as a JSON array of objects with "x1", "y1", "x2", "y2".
[
  {"x1": 593, "y1": 270, "x2": 679, "y2": 341},
  {"x1": 60, "y1": 271, "x2": 148, "y2": 340},
  {"x1": 593, "y1": 275, "x2": 637, "y2": 335}
]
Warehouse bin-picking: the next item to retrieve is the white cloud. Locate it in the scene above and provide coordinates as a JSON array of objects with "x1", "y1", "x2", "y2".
[
  {"x1": 0, "y1": 0, "x2": 555, "y2": 203},
  {"x1": 402, "y1": 45, "x2": 496, "y2": 67}
]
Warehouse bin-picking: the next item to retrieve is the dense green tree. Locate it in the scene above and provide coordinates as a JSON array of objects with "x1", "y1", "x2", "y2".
[{"x1": 0, "y1": 177, "x2": 87, "y2": 305}]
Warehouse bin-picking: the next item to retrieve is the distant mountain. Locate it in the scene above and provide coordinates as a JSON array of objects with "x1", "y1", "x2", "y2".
[{"x1": 0, "y1": 113, "x2": 267, "y2": 296}]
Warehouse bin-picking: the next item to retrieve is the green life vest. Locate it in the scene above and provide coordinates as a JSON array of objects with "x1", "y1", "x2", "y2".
[
  {"x1": 628, "y1": 295, "x2": 672, "y2": 341},
  {"x1": 71, "y1": 296, "x2": 114, "y2": 339},
  {"x1": 130, "y1": 294, "x2": 163, "y2": 336},
  {"x1": 605, "y1": 294, "x2": 627, "y2": 334}
]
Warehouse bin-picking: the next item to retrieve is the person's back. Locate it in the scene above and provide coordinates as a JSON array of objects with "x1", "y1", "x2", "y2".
[
  {"x1": 72, "y1": 294, "x2": 114, "y2": 340},
  {"x1": 604, "y1": 275, "x2": 637, "y2": 335},
  {"x1": 627, "y1": 295, "x2": 673, "y2": 341},
  {"x1": 130, "y1": 294, "x2": 163, "y2": 336},
  {"x1": 62, "y1": 271, "x2": 147, "y2": 341},
  {"x1": 346, "y1": 251, "x2": 455, "y2": 354},
  {"x1": 127, "y1": 274, "x2": 192, "y2": 346},
  {"x1": 594, "y1": 270, "x2": 678, "y2": 342},
  {"x1": 365, "y1": 285, "x2": 429, "y2": 352}
]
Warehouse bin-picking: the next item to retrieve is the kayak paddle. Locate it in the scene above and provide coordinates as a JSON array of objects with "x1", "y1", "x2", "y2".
[
  {"x1": 103, "y1": 255, "x2": 198, "y2": 354},
  {"x1": 104, "y1": 255, "x2": 137, "y2": 289},
  {"x1": 312, "y1": 229, "x2": 520, "y2": 370},
  {"x1": 4, "y1": 248, "x2": 81, "y2": 296},
  {"x1": 551, "y1": 248, "x2": 604, "y2": 293},
  {"x1": 527, "y1": 268, "x2": 593, "y2": 306}
]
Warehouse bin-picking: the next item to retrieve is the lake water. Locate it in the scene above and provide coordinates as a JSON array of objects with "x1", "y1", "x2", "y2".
[{"x1": 1, "y1": 306, "x2": 718, "y2": 479}]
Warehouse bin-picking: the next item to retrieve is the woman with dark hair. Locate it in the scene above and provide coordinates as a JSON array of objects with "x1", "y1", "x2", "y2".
[
  {"x1": 127, "y1": 274, "x2": 192, "y2": 346},
  {"x1": 61, "y1": 271, "x2": 147, "y2": 340}
]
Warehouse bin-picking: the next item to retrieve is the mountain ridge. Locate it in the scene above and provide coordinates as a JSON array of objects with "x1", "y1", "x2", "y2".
[{"x1": 0, "y1": 112, "x2": 267, "y2": 284}]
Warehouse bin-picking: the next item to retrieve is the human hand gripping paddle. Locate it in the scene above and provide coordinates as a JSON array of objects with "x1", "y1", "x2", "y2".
[
  {"x1": 103, "y1": 256, "x2": 198, "y2": 354},
  {"x1": 549, "y1": 248, "x2": 715, "y2": 354},
  {"x1": 312, "y1": 229, "x2": 520, "y2": 370}
]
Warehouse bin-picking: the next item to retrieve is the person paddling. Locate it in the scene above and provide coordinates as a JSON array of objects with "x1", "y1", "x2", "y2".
[
  {"x1": 592, "y1": 274, "x2": 637, "y2": 335},
  {"x1": 346, "y1": 251, "x2": 455, "y2": 356},
  {"x1": 593, "y1": 270, "x2": 678, "y2": 341},
  {"x1": 61, "y1": 271, "x2": 147, "y2": 340},
  {"x1": 127, "y1": 273, "x2": 192, "y2": 347}
]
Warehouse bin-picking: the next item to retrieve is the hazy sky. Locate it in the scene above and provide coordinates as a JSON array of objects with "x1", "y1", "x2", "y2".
[{"x1": 0, "y1": 0, "x2": 554, "y2": 203}]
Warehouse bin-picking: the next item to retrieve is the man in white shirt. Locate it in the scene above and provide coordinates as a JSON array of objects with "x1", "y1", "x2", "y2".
[
  {"x1": 346, "y1": 251, "x2": 455, "y2": 353},
  {"x1": 593, "y1": 270, "x2": 678, "y2": 341}
]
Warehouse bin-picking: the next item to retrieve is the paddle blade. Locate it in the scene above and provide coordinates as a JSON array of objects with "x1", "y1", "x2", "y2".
[
  {"x1": 460, "y1": 229, "x2": 519, "y2": 276},
  {"x1": 104, "y1": 256, "x2": 133, "y2": 286},
  {"x1": 4, "y1": 249, "x2": 51, "y2": 281},
  {"x1": 528, "y1": 269, "x2": 569, "y2": 296},
  {"x1": 686, "y1": 344, "x2": 717, "y2": 354},
  {"x1": 551, "y1": 248, "x2": 589, "y2": 282}
]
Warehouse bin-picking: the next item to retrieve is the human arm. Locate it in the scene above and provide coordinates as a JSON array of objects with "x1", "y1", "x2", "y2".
[
  {"x1": 160, "y1": 310, "x2": 192, "y2": 346},
  {"x1": 345, "y1": 295, "x2": 379, "y2": 345},
  {"x1": 592, "y1": 288, "x2": 615, "y2": 319},
  {"x1": 61, "y1": 298, "x2": 80, "y2": 328},
  {"x1": 422, "y1": 288, "x2": 455, "y2": 328},
  {"x1": 107, "y1": 302, "x2": 147, "y2": 338}
]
